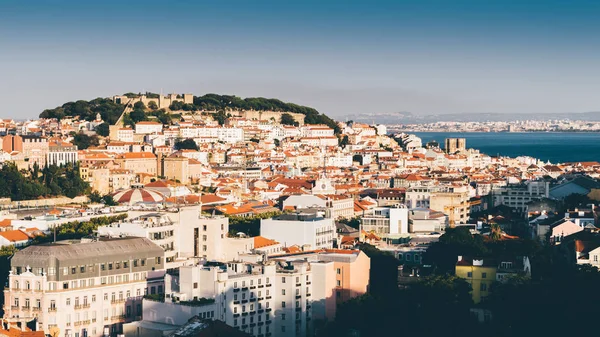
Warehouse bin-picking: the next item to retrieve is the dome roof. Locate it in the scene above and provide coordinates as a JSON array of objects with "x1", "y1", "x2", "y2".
[{"x1": 112, "y1": 185, "x2": 165, "y2": 205}]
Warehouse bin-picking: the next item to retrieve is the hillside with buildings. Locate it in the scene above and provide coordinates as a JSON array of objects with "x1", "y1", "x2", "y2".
[
  {"x1": 40, "y1": 92, "x2": 340, "y2": 133},
  {"x1": 4, "y1": 92, "x2": 600, "y2": 337}
]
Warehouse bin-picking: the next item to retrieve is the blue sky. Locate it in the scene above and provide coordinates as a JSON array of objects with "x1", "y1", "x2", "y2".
[{"x1": 1, "y1": 0, "x2": 600, "y2": 119}]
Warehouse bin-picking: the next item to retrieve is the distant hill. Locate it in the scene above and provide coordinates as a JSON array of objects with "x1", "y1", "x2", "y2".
[
  {"x1": 346, "y1": 111, "x2": 600, "y2": 124},
  {"x1": 39, "y1": 93, "x2": 340, "y2": 133}
]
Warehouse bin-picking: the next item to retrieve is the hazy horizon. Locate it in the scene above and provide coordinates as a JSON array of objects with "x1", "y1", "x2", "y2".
[{"x1": 2, "y1": 0, "x2": 600, "y2": 119}]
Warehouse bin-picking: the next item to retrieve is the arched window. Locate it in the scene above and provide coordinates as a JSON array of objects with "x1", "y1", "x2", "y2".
[
  {"x1": 36, "y1": 282, "x2": 41, "y2": 290},
  {"x1": 14, "y1": 281, "x2": 19, "y2": 289},
  {"x1": 26, "y1": 281, "x2": 31, "y2": 290}
]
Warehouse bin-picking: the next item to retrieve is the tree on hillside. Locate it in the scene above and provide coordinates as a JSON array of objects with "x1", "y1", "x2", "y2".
[
  {"x1": 423, "y1": 227, "x2": 488, "y2": 274},
  {"x1": 95, "y1": 122, "x2": 110, "y2": 137},
  {"x1": 170, "y1": 101, "x2": 184, "y2": 111},
  {"x1": 174, "y1": 138, "x2": 199, "y2": 151},
  {"x1": 339, "y1": 135, "x2": 349, "y2": 148},
  {"x1": 129, "y1": 109, "x2": 147, "y2": 124},
  {"x1": 133, "y1": 101, "x2": 146, "y2": 110},
  {"x1": 148, "y1": 101, "x2": 158, "y2": 110},
  {"x1": 280, "y1": 113, "x2": 298, "y2": 126},
  {"x1": 73, "y1": 133, "x2": 100, "y2": 150},
  {"x1": 213, "y1": 111, "x2": 229, "y2": 126}
]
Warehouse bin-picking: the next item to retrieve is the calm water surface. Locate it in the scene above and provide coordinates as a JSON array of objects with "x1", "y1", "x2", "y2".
[{"x1": 412, "y1": 132, "x2": 600, "y2": 163}]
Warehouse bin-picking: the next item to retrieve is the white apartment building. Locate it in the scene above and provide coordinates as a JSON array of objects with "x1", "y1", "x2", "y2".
[
  {"x1": 326, "y1": 154, "x2": 352, "y2": 168},
  {"x1": 159, "y1": 258, "x2": 334, "y2": 337},
  {"x1": 47, "y1": 141, "x2": 78, "y2": 167},
  {"x1": 97, "y1": 213, "x2": 180, "y2": 270},
  {"x1": 405, "y1": 186, "x2": 438, "y2": 209},
  {"x1": 134, "y1": 122, "x2": 163, "y2": 135},
  {"x1": 117, "y1": 128, "x2": 134, "y2": 143},
  {"x1": 2, "y1": 237, "x2": 165, "y2": 337},
  {"x1": 360, "y1": 205, "x2": 409, "y2": 235},
  {"x1": 492, "y1": 180, "x2": 550, "y2": 212},
  {"x1": 260, "y1": 210, "x2": 335, "y2": 250},
  {"x1": 300, "y1": 125, "x2": 334, "y2": 138},
  {"x1": 217, "y1": 128, "x2": 244, "y2": 143}
]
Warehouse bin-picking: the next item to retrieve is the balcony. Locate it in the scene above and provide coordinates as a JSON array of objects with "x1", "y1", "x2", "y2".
[
  {"x1": 250, "y1": 286, "x2": 256, "y2": 289},
  {"x1": 74, "y1": 321, "x2": 82, "y2": 327},
  {"x1": 241, "y1": 300, "x2": 248, "y2": 304},
  {"x1": 258, "y1": 322, "x2": 264, "y2": 326},
  {"x1": 242, "y1": 287, "x2": 248, "y2": 291},
  {"x1": 306, "y1": 281, "x2": 311, "y2": 285},
  {"x1": 266, "y1": 320, "x2": 272, "y2": 325},
  {"x1": 242, "y1": 312, "x2": 248, "y2": 316},
  {"x1": 92, "y1": 318, "x2": 97, "y2": 323},
  {"x1": 111, "y1": 315, "x2": 126, "y2": 321},
  {"x1": 233, "y1": 314, "x2": 240, "y2": 318},
  {"x1": 265, "y1": 308, "x2": 272, "y2": 313},
  {"x1": 250, "y1": 323, "x2": 256, "y2": 327},
  {"x1": 21, "y1": 306, "x2": 30, "y2": 311},
  {"x1": 48, "y1": 307, "x2": 58, "y2": 312},
  {"x1": 306, "y1": 293, "x2": 311, "y2": 297},
  {"x1": 234, "y1": 301, "x2": 240, "y2": 305},
  {"x1": 32, "y1": 307, "x2": 41, "y2": 312},
  {"x1": 111, "y1": 299, "x2": 126, "y2": 304},
  {"x1": 233, "y1": 288, "x2": 240, "y2": 293},
  {"x1": 82, "y1": 320, "x2": 90, "y2": 325},
  {"x1": 266, "y1": 284, "x2": 272, "y2": 287},
  {"x1": 258, "y1": 309, "x2": 264, "y2": 314},
  {"x1": 10, "y1": 306, "x2": 19, "y2": 310},
  {"x1": 296, "y1": 283, "x2": 301, "y2": 287},
  {"x1": 295, "y1": 295, "x2": 302, "y2": 299},
  {"x1": 295, "y1": 307, "x2": 302, "y2": 312},
  {"x1": 257, "y1": 297, "x2": 264, "y2": 301},
  {"x1": 265, "y1": 296, "x2": 271, "y2": 300},
  {"x1": 258, "y1": 285, "x2": 264, "y2": 288},
  {"x1": 241, "y1": 325, "x2": 248, "y2": 329},
  {"x1": 249, "y1": 298, "x2": 256, "y2": 302}
]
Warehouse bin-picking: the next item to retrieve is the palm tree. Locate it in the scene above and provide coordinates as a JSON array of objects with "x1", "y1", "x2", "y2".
[{"x1": 490, "y1": 223, "x2": 502, "y2": 241}]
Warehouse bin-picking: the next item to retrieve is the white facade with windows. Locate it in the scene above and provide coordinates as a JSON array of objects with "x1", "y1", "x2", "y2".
[
  {"x1": 260, "y1": 211, "x2": 335, "y2": 250},
  {"x1": 2, "y1": 237, "x2": 165, "y2": 337}
]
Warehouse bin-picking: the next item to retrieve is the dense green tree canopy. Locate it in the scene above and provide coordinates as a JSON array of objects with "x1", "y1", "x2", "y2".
[
  {"x1": 280, "y1": 113, "x2": 297, "y2": 126},
  {"x1": 39, "y1": 98, "x2": 124, "y2": 125},
  {"x1": 95, "y1": 122, "x2": 110, "y2": 137},
  {"x1": 72, "y1": 133, "x2": 100, "y2": 150},
  {"x1": 174, "y1": 138, "x2": 199, "y2": 151},
  {"x1": 0, "y1": 163, "x2": 89, "y2": 201}
]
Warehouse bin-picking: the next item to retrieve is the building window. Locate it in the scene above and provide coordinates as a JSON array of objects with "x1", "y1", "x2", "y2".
[
  {"x1": 467, "y1": 272, "x2": 473, "y2": 278},
  {"x1": 480, "y1": 283, "x2": 487, "y2": 291},
  {"x1": 336, "y1": 280, "x2": 341, "y2": 287},
  {"x1": 336, "y1": 268, "x2": 341, "y2": 274},
  {"x1": 282, "y1": 277, "x2": 286, "y2": 283},
  {"x1": 193, "y1": 282, "x2": 198, "y2": 289},
  {"x1": 281, "y1": 301, "x2": 286, "y2": 308},
  {"x1": 282, "y1": 314, "x2": 286, "y2": 320},
  {"x1": 282, "y1": 289, "x2": 285, "y2": 295},
  {"x1": 482, "y1": 272, "x2": 487, "y2": 279},
  {"x1": 71, "y1": 267, "x2": 76, "y2": 274}
]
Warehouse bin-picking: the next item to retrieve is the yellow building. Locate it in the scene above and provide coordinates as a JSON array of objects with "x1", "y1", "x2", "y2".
[
  {"x1": 116, "y1": 152, "x2": 158, "y2": 176},
  {"x1": 162, "y1": 155, "x2": 189, "y2": 185},
  {"x1": 455, "y1": 256, "x2": 497, "y2": 304}
]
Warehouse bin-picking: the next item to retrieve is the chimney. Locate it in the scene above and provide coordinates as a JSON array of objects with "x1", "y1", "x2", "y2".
[{"x1": 457, "y1": 255, "x2": 463, "y2": 262}]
